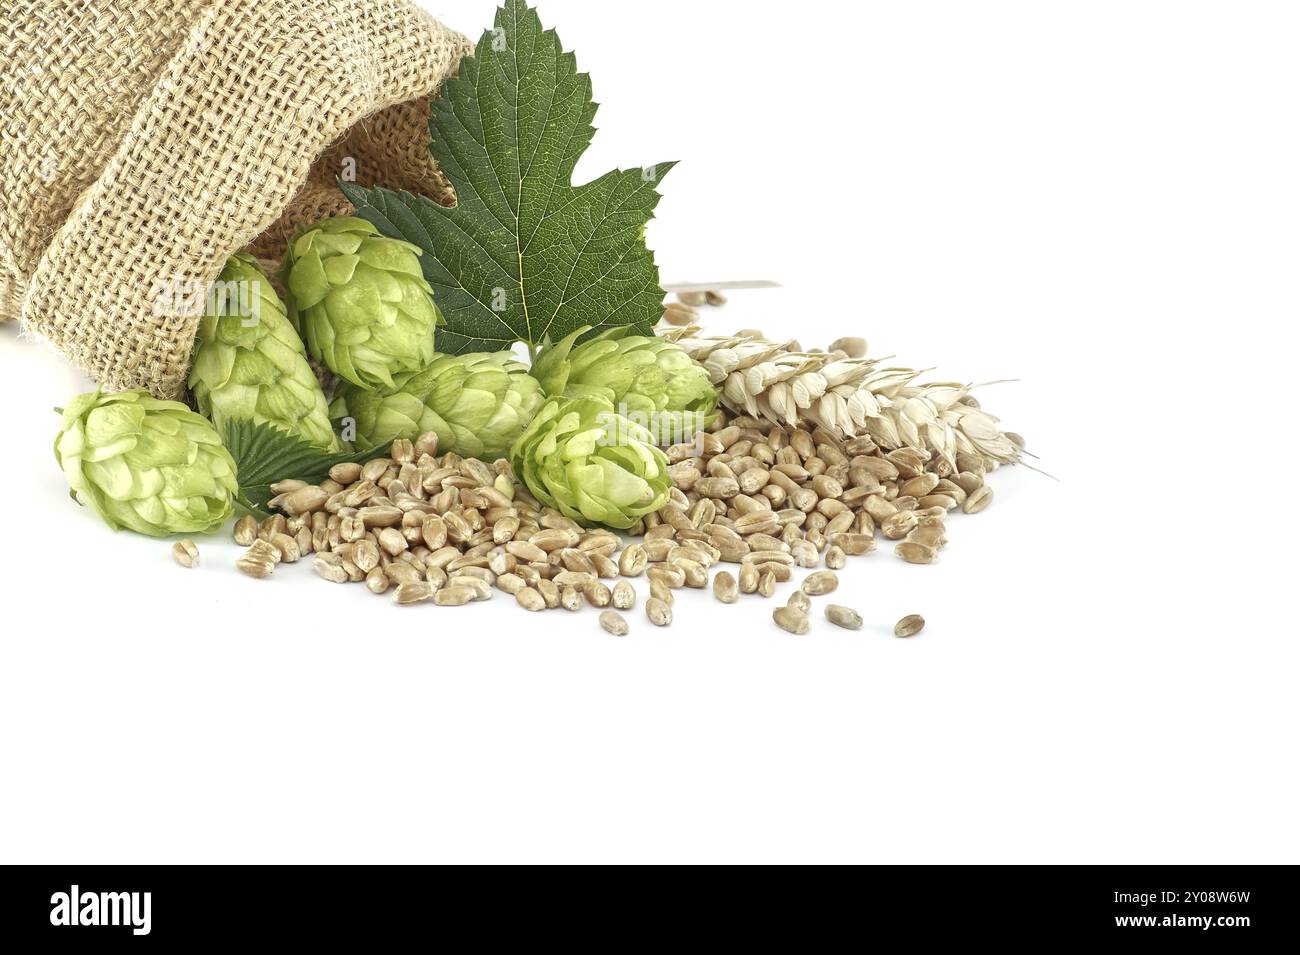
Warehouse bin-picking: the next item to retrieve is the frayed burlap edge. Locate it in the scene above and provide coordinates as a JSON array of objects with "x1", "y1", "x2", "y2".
[{"x1": 11, "y1": 0, "x2": 470, "y2": 399}]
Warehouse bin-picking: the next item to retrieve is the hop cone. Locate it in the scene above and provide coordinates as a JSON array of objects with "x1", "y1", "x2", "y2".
[
  {"x1": 54, "y1": 390, "x2": 238, "y2": 537},
  {"x1": 510, "y1": 395, "x2": 670, "y2": 529},
  {"x1": 532, "y1": 326, "x2": 718, "y2": 444},
  {"x1": 330, "y1": 352, "x2": 544, "y2": 459},
  {"x1": 188, "y1": 254, "x2": 339, "y2": 450},
  {"x1": 283, "y1": 216, "x2": 440, "y2": 391}
]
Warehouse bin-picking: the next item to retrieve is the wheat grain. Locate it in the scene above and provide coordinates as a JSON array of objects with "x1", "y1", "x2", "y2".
[
  {"x1": 963, "y1": 486, "x2": 993, "y2": 514},
  {"x1": 600, "y1": 610, "x2": 630, "y2": 636},
  {"x1": 515, "y1": 588, "x2": 546, "y2": 612},
  {"x1": 894, "y1": 614, "x2": 925, "y2": 637},
  {"x1": 171, "y1": 539, "x2": 199, "y2": 568},
  {"x1": 645, "y1": 597, "x2": 672, "y2": 626},
  {"x1": 612, "y1": 580, "x2": 636, "y2": 609},
  {"x1": 772, "y1": 606, "x2": 811, "y2": 634},
  {"x1": 895, "y1": 542, "x2": 936, "y2": 564},
  {"x1": 801, "y1": 571, "x2": 839, "y2": 596},
  {"x1": 825, "y1": 605, "x2": 863, "y2": 630}
]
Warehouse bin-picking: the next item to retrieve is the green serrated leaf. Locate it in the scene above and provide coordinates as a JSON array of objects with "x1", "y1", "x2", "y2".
[
  {"x1": 223, "y1": 418, "x2": 389, "y2": 514},
  {"x1": 342, "y1": 0, "x2": 673, "y2": 355}
]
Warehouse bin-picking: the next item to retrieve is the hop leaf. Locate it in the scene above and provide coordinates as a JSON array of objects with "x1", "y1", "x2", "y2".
[
  {"x1": 342, "y1": 0, "x2": 672, "y2": 355},
  {"x1": 222, "y1": 419, "x2": 391, "y2": 515}
]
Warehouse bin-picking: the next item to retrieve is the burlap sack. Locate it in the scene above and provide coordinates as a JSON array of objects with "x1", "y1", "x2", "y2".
[{"x1": 0, "y1": 0, "x2": 470, "y2": 398}]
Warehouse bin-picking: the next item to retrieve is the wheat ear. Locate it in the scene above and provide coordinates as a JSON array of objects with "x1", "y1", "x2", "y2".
[{"x1": 662, "y1": 327, "x2": 1023, "y2": 470}]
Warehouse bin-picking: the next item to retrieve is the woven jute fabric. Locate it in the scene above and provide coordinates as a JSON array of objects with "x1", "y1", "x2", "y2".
[{"x1": 0, "y1": 0, "x2": 469, "y2": 398}]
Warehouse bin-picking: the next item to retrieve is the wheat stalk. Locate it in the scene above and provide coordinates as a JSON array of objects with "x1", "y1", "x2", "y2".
[{"x1": 662, "y1": 327, "x2": 1023, "y2": 469}]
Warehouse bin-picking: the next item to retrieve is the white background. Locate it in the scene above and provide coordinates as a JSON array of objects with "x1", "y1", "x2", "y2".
[{"x1": 1, "y1": 0, "x2": 1296, "y2": 863}]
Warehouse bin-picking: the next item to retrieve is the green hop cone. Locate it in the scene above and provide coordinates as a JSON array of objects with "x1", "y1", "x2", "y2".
[
  {"x1": 510, "y1": 395, "x2": 671, "y2": 529},
  {"x1": 283, "y1": 216, "x2": 441, "y2": 391},
  {"x1": 189, "y1": 254, "x2": 339, "y2": 450},
  {"x1": 531, "y1": 325, "x2": 719, "y2": 444},
  {"x1": 54, "y1": 390, "x2": 238, "y2": 537},
  {"x1": 330, "y1": 351, "x2": 544, "y2": 459}
]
